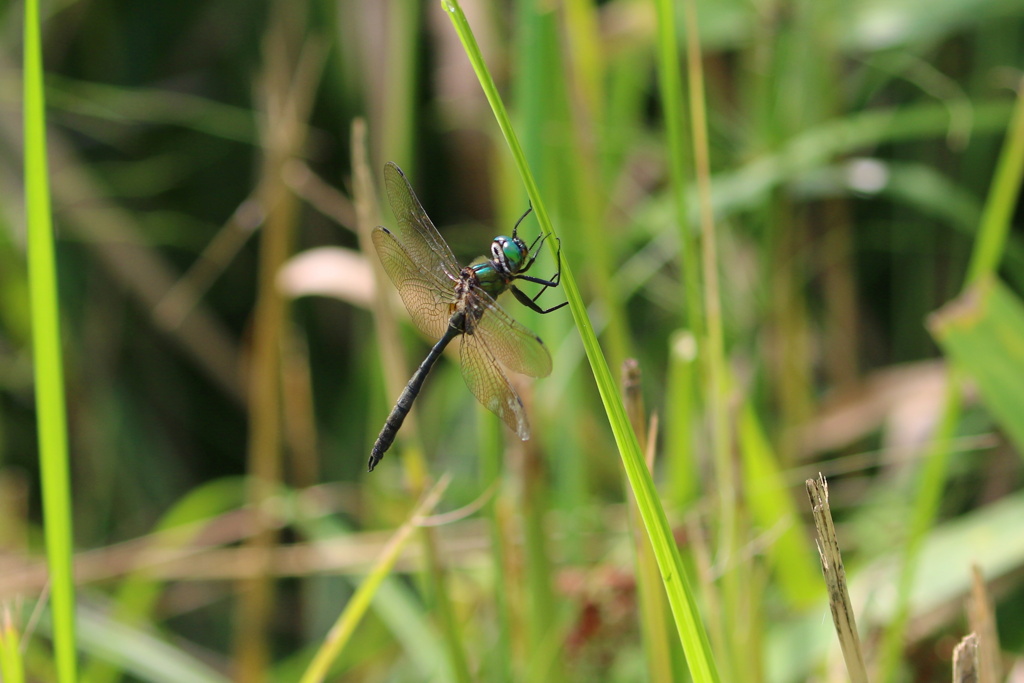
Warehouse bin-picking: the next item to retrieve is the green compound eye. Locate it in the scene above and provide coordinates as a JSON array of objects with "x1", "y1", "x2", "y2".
[
  {"x1": 495, "y1": 236, "x2": 525, "y2": 269},
  {"x1": 504, "y1": 241, "x2": 523, "y2": 264}
]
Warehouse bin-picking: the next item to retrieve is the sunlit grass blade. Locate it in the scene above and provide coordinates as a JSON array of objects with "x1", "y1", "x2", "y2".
[
  {"x1": 0, "y1": 608, "x2": 25, "y2": 683},
  {"x1": 23, "y1": 0, "x2": 77, "y2": 679},
  {"x1": 285, "y1": 490, "x2": 451, "y2": 678},
  {"x1": 299, "y1": 476, "x2": 450, "y2": 683},
  {"x1": 440, "y1": 1, "x2": 719, "y2": 680}
]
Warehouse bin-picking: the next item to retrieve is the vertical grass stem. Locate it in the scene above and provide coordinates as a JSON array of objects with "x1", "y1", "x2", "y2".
[
  {"x1": 441, "y1": 1, "x2": 719, "y2": 680},
  {"x1": 23, "y1": 0, "x2": 78, "y2": 679}
]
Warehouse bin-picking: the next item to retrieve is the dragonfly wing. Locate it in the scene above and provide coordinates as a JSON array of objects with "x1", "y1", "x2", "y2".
[
  {"x1": 467, "y1": 285, "x2": 552, "y2": 378},
  {"x1": 383, "y1": 162, "x2": 462, "y2": 281},
  {"x1": 459, "y1": 330, "x2": 530, "y2": 440},
  {"x1": 372, "y1": 226, "x2": 456, "y2": 341}
]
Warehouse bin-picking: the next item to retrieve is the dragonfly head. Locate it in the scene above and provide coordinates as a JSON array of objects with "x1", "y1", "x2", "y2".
[{"x1": 491, "y1": 235, "x2": 529, "y2": 274}]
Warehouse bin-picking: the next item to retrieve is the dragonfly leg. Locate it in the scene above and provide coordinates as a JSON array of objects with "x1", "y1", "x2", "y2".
[
  {"x1": 511, "y1": 203, "x2": 534, "y2": 240},
  {"x1": 510, "y1": 284, "x2": 568, "y2": 314},
  {"x1": 519, "y1": 231, "x2": 555, "y2": 276},
  {"x1": 513, "y1": 234, "x2": 566, "y2": 312},
  {"x1": 531, "y1": 277, "x2": 558, "y2": 304},
  {"x1": 516, "y1": 236, "x2": 563, "y2": 296}
]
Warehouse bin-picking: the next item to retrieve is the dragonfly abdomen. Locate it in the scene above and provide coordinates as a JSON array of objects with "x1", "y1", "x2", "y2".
[{"x1": 368, "y1": 316, "x2": 464, "y2": 471}]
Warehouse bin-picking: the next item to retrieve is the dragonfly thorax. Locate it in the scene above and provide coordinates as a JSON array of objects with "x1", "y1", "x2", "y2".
[{"x1": 452, "y1": 269, "x2": 492, "y2": 328}]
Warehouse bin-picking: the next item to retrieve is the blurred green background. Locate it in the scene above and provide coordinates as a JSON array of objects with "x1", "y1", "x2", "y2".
[{"x1": 4, "y1": 0, "x2": 1024, "y2": 680}]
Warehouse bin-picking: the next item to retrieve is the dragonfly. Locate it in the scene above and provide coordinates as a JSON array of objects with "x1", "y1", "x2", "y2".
[{"x1": 368, "y1": 161, "x2": 566, "y2": 472}]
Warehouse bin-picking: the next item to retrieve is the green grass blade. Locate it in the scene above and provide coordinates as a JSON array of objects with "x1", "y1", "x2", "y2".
[
  {"x1": 738, "y1": 404, "x2": 821, "y2": 608},
  {"x1": 288, "y1": 495, "x2": 451, "y2": 679},
  {"x1": 74, "y1": 606, "x2": 228, "y2": 683},
  {"x1": 379, "y1": 0, "x2": 421, "y2": 168},
  {"x1": 874, "y1": 377, "x2": 963, "y2": 682},
  {"x1": 509, "y1": 6, "x2": 568, "y2": 678},
  {"x1": 23, "y1": 0, "x2": 78, "y2": 679},
  {"x1": 82, "y1": 478, "x2": 248, "y2": 683},
  {"x1": 440, "y1": 2, "x2": 719, "y2": 680},
  {"x1": 479, "y1": 417, "x2": 514, "y2": 683},
  {"x1": 879, "y1": 84, "x2": 1024, "y2": 682},
  {"x1": 653, "y1": 0, "x2": 702, "y2": 336},
  {"x1": 665, "y1": 331, "x2": 699, "y2": 508},
  {"x1": 0, "y1": 609, "x2": 26, "y2": 683},
  {"x1": 622, "y1": 361, "x2": 677, "y2": 682},
  {"x1": 965, "y1": 82, "x2": 1024, "y2": 285},
  {"x1": 298, "y1": 476, "x2": 450, "y2": 683},
  {"x1": 420, "y1": 532, "x2": 473, "y2": 683},
  {"x1": 930, "y1": 279, "x2": 1024, "y2": 454}
]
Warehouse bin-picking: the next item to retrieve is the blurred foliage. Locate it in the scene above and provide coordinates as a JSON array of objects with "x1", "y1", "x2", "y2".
[{"x1": 3, "y1": 0, "x2": 1024, "y2": 680}]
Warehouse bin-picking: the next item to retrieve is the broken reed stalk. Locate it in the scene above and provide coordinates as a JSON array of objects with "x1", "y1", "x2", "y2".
[
  {"x1": 806, "y1": 474, "x2": 868, "y2": 683},
  {"x1": 967, "y1": 566, "x2": 1000, "y2": 683},
  {"x1": 952, "y1": 633, "x2": 980, "y2": 683}
]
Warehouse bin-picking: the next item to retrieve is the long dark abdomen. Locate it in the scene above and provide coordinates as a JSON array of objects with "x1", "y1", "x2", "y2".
[{"x1": 368, "y1": 322, "x2": 462, "y2": 472}]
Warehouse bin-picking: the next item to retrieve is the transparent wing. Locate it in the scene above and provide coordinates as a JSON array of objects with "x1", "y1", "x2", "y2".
[
  {"x1": 466, "y1": 285, "x2": 552, "y2": 378},
  {"x1": 383, "y1": 162, "x2": 461, "y2": 281},
  {"x1": 459, "y1": 330, "x2": 531, "y2": 440},
  {"x1": 372, "y1": 226, "x2": 456, "y2": 341}
]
